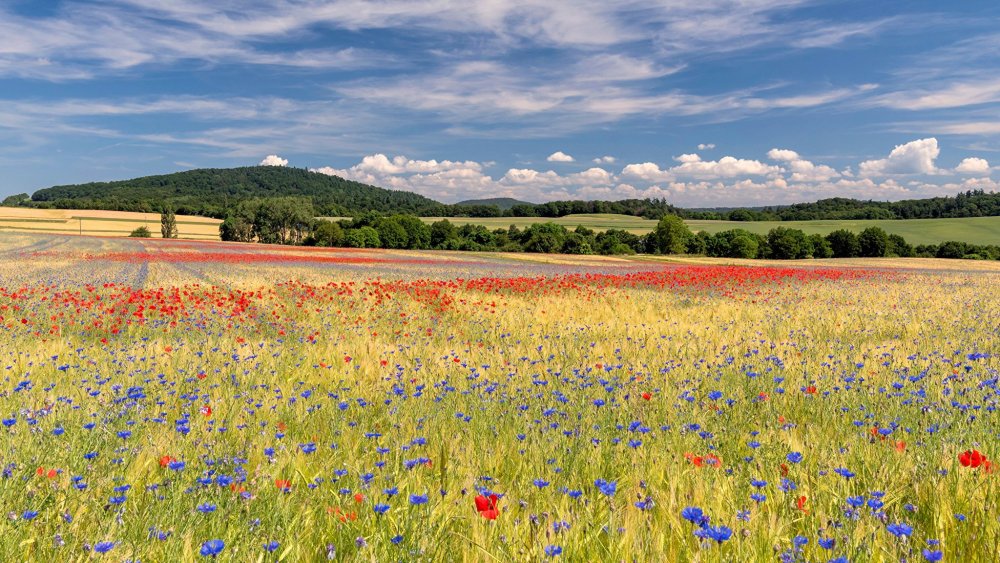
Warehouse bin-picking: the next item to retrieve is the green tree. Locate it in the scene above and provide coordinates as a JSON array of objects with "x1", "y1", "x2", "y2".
[
  {"x1": 129, "y1": 226, "x2": 151, "y2": 238},
  {"x1": 160, "y1": 209, "x2": 178, "y2": 239},
  {"x1": 808, "y1": 233, "x2": 833, "y2": 258},
  {"x1": 309, "y1": 220, "x2": 344, "y2": 247},
  {"x1": 652, "y1": 215, "x2": 692, "y2": 254},
  {"x1": 858, "y1": 226, "x2": 889, "y2": 257},
  {"x1": 521, "y1": 223, "x2": 568, "y2": 253},
  {"x1": 430, "y1": 220, "x2": 458, "y2": 248},
  {"x1": 373, "y1": 216, "x2": 410, "y2": 249},
  {"x1": 766, "y1": 227, "x2": 811, "y2": 259},
  {"x1": 826, "y1": 229, "x2": 860, "y2": 258},
  {"x1": 887, "y1": 234, "x2": 914, "y2": 257},
  {"x1": 393, "y1": 215, "x2": 431, "y2": 249},
  {"x1": 344, "y1": 227, "x2": 381, "y2": 248}
]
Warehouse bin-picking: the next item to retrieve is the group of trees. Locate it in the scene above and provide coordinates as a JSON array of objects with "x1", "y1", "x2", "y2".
[{"x1": 217, "y1": 208, "x2": 998, "y2": 261}]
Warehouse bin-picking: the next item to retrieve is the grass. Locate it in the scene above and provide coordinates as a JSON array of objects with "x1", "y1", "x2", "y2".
[
  {"x1": 0, "y1": 232, "x2": 996, "y2": 561},
  {"x1": 0, "y1": 207, "x2": 221, "y2": 239}
]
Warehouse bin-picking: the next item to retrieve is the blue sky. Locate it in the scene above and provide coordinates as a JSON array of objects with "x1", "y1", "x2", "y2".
[{"x1": 1, "y1": 0, "x2": 999, "y2": 206}]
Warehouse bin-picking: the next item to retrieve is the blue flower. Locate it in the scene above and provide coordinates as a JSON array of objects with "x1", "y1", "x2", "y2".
[
  {"x1": 681, "y1": 506, "x2": 707, "y2": 526},
  {"x1": 544, "y1": 545, "x2": 563, "y2": 557},
  {"x1": 197, "y1": 503, "x2": 216, "y2": 513},
  {"x1": 199, "y1": 539, "x2": 225, "y2": 557},
  {"x1": 695, "y1": 525, "x2": 732, "y2": 544},
  {"x1": 299, "y1": 443, "x2": 317, "y2": 454},
  {"x1": 22, "y1": 510, "x2": 38, "y2": 520},
  {"x1": 786, "y1": 452, "x2": 803, "y2": 464},
  {"x1": 594, "y1": 478, "x2": 617, "y2": 497},
  {"x1": 886, "y1": 522, "x2": 913, "y2": 538},
  {"x1": 374, "y1": 503, "x2": 390, "y2": 514},
  {"x1": 263, "y1": 541, "x2": 280, "y2": 553},
  {"x1": 533, "y1": 479, "x2": 550, "y2": 489},
  {"x1": 819, "y1": 537, "x2": 835, "y2": 549},
  {"x1": 922, "y1": 549, "x2": 943, "y2": 562},
  {"x1": 390, "y1": 535, "x2": 404, "y2": 545},
  {"x1": 409, "y1": 494, "x2": 428, "y2": 505},
  {"x1": 94, "y1": 541, "x2": 115, "y2": 554},
  {"x1": 168, "y1": 461, "x2": 185, "y2": 471}
]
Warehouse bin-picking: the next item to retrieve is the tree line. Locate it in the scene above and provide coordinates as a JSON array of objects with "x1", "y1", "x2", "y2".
[{"x1": 210, "y1": 197, "x2": 999, "y2": 261}]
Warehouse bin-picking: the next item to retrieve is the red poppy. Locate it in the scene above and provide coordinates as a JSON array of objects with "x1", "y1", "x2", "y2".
[
  {"x1": 796, "y1": 495, "x2": 808, "y2": 513},
  {"x1": 960, "y1": 449, "x2": 987, "y2": 468},
  {"x1": 895, "y1": 440, "x2": 906, "y2": 453},
  {"x1": 804, "y1": 385, "x2": 817, "y2": 394},
  {"x1": 354, "y1": 493, "x2": 364, "y2": 504},
  {"x1": 474, "y1": 494, "x2": 500, "y2": 520},
  {"x1": 641, "y1": 392, "x2": 652, "y2": 401},
  {"x1": 200, "y1": 405, "x2": 212, "y2": 417},
  {"x1": 780, "y1": 463, "x2": 789, "y2": 477},
  {"x1": 275, "y1": 479, "x2": 292, "y2": 491}
]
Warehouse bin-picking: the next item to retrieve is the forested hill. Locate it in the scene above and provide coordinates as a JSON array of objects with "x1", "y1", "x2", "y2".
[
  {"x1": 456, "y1": 197, "x2": 534, "y2": 209},
  {"x1": 27, "y1": 167, "x2": 447, "y2": 218}
]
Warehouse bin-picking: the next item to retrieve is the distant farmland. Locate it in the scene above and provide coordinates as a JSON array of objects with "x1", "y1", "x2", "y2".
[
  {"x1": 5, "y1": 208, "x2": 1000, "y2": 246},
  {"x1": 0, "y1": 207, "x2": 221, "y2": 239},
  {"x1": 417, "y1": 214, "x2": 1000, "y2": 246}
]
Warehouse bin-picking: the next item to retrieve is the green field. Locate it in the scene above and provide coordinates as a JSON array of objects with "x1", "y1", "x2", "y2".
[{"x1": 417, "y1": 214, "x2": 1000, "y2": 246}]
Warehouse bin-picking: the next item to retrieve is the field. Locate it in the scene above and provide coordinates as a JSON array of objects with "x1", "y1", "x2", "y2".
[
  {"x1": 0, "y1": 232, "x2": 999, "y2": 561},
  {"x1": 0, "y1": 207, "x2": 221, "y2": 239},
  {"x1": 416, "y1": 214, "x2": 1000, "y2": 246}
]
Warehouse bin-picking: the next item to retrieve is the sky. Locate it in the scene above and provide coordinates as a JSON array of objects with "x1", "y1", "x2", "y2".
[{"x1": 1, "y1": 1, "x2": 999, "y2": 207}]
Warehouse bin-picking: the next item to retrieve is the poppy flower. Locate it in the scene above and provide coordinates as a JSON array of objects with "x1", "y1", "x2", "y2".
[
  {"x1": 959, "y1": 449, "x2": 986, "y2": 468},
  {"x1": 275, "y1": 479, "x2": 292, "y2": 492},
  {"x1": 641, "y1": 392, "x2": 652, "y2": 401},
  {"x1": 804, "y1": 385, "x2": 817, "y2": 394},
  {"x1": 895, "y1": 441, "x2": 906, "y2": 453},
  {"x1": 796, "y1": 495, "x2": 808, "y2": 513},
  {"x1": 354, "y1": 493, "x2": 364, "y2": 504},
  {"x1": 159, "y1": 455, "x2": 176, "y2": 468},
  {"x1": 200, "y1": 405, "x2": 212, "y2": 417},
  {"x1": 474, "y1": 494, "x2": 500, "y2": 520}
]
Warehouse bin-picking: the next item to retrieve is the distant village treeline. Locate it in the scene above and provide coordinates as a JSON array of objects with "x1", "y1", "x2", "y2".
[{"x1": 5, "y1": 166, "x2": 1000, "y2": 222}]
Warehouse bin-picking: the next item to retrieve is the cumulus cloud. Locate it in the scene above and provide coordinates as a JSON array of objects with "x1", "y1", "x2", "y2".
[
  {"x1": 697, "y1": 143, "x2": 715, "y2": 150},
  {"x1": 309, "y1": 140, "x2": 996, "y2": 206},
  {"x1": 547, "y1": 151, "x2": 575, "y2": 162},
  {"x1": 859, "y1": 138, "x2": 941, "y2": 177},
  {"x1": 955, "y1": 157, "x2": 991, "y2": 175},
  {"x1": 670, "y1": 154, "x2": 781, "y2": 178},
  {"x1": 593, "y1": 155, "x2": 616, "y2": 164},
  {"x1": 259, "y1": 154, "x2": 288, "y2": 166}
]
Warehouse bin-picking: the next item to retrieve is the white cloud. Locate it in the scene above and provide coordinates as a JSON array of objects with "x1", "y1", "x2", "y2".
[
  {"x1": 547, "y1": 151, "x2": 575, "y2": 162},
  {"x1": 621, "y1": 162, "x2": 673, "y2": 183},
  {"x1": 955, "y1": 157, "x2": 991, "y2": 175},
  {"x1": 767, "y1": 148, "x2": 839, "y2": 182},
  {"x1": 670, "y1": 154, "x2": 781, "y2": 178},
  {"x1": 259, "y1": 154, "x2": 288, "y2": 166},
  {"x1": 593, "y1": 155, "x2": 616, "y2": 164},
  {"x1": 697, "y1": 143, "x2": 715, "y2": 150},
  {"x1": 875, "y1": 78, "x2": 1000, "y2": 110},
  {"x1": 859, "y1": 138, "x2": 941, "y2": 177}
]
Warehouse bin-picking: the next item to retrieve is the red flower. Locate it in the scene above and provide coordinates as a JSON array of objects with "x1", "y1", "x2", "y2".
[
  {"x1": 796, "y1": 495, "x2": 808, "y2": 513},
  {"x1": 275, "y1": 479, "x2": 292, "y2": 491},
  {"x1": 200, "y1": 405, "x2": 212, "y2": 417},
  {"x1": 641, "y1": 392, "x2": 652, "y2": 401},
  {"x1": 159, "y1": 455, "x2": 176, "y2": 468},
  {"x1": 804, "y1": 385, "x2": 817, "y2": 395},
  {"x1": 960, "y1": 449, "x2": 987, "y2": 468},
  {"x1": 895, "y1": 440, "x2": 906, "y2": 453},
  {"x1": 780, "y1": 463, "x2": 789, "y2": 477},
  {"x1": 474, "y1": 494, "x2": 500, "y2": 520},
  {"x1": 354, "y1": 493, "x2": 364, "y2": 504}
]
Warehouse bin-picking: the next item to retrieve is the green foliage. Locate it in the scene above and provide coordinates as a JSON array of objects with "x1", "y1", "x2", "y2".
[
  {"x1": 887, "y1": 233, "x2": 914, "y2": 257},
  {"x1": 160, "y1": 210, "x2": 178, "y2": 239},
  {"x1": 707, "y1": 229, "x2": 762, "y2": 259},
  {"x1": 128, "y1": 226, "x2": 151, "y2": 237},
  {"x1": 306, "y1": 220, "x2": 344, "y2": 247},
  {"x1": 826, "y1": 229, "x2": 860, "y2": 258},
  {"x1": 653, "y1": 215, "x2": 692, "y2": 254},
  {"x1": 1, "y1": 193, "x2": 30, "y2": 207},
  {"x1": 858, "y1": 226, "x2": 889, "y2": 257},
  {"x1": 808, "y1": 233, "x2": 833, "y2": 258},
  {"x1": 766, "y1": 227, "x2": 812, "y2": 259},
  {"x1": 344, "y1": 226, "x2": 381, "y2": 248}
]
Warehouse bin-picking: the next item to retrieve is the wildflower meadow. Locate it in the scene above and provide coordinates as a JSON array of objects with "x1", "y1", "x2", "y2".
[{"x1": 0, "y1": 232, "x2": 998, "y2": 562}]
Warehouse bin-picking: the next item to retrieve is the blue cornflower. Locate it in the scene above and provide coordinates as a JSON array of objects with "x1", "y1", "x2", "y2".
[
  {"x1": 94, "y1": 541, "x2": 115, "y2": 553},
  {"x1": 886, "y1": 522, "x2": 913, "y2": 538},
  {"x1": 263, "y1": 541, "x2": 280, "y2": 553},
  {"x1": 533, "y1": 479, "x2": 550, "y2": 489},
  {"x1": 818, "y1": 537, "x2": 835, "y2": 549},
  {"x1": 681, "y1": 506, "x2": 707, "y2": 526},
  {"x1": 544, "y1": 545, "x2": 563, "y2": 557},
  {"x1": 299, "y1": 443, "x2": 317, "y2": 454},
  {"x1": 786, "y1": 452, "x2": 803, "y2": 464},
  {"x1": 22, "y1": 510, "x2": 38, "y2": 520},
  {"x1": 922, "y1": 549, "x2": 943, "y2": 562},
  {"x1": 374, "y1": 503, "x2": 390, "y2": 515},
  {"x1": 196, "y1": 503, "x2": 217, "y2": 513},
  {"x1": 199, "y1": 539, "x2": 225, "y2": 557},
  {"x1": 594, "y1": 478, "x2": 617, "y2": 497},
  {"x1": 409, "y1": 494, "x2": 428, "y2": 505}
]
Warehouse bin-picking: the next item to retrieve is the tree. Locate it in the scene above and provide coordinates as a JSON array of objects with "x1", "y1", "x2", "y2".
[
  {"x1": 1, "y1": 193, "x2": 30, "y2": 207},
  {"x1": 826, "y1": 229, "x2": 860, "y2": 258},
  {"x1": 430, "y1": 220, "x2": 458, "y2": 248},
  {"x1": 160, "y1": 209, "x2": 178, "y2": 239},
  {"x1": 129, "y1": 226, "x2": 151, "y2": 237},
  {"x1": 309, "y1": 220, "x2": 344, "y2": 247},
  {"x1": 344, "y1": 227, "x2": 381, "y2": 248},
  {"x1": 808, "y1": 233, "x2": 833, "y2": 258},
  {"x1": 887, "y1": 234, "x2": 914, "y2": 257},
  {"x1": 373, "y1": 216, "x2": 409, "y2": 249},
  {"x1": 707, "y1": 229, "x2": 761, "y2": 259},
  {"x1": 521, "y1": 223, "x2": 568, "y2": 253},
  {"x1": 766, "y1": 227, "x2": 811, "y2": 259},
  {"x1": 652, "y1": 215, "x2": 692, "y2": 254},
  {"x1": 393, "y1": 215, "x2": 431, "y2": 249},
  {"x1": 858, "y1": 226, "x2": 889, "y2": 257}
]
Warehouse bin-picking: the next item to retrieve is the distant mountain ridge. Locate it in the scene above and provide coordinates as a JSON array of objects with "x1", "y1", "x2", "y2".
[
  {"x1": 12, "y1": 167, "x2": 1000, "y2": 222},
  {"x1": 28, "y1": 167, "x2": 446, "y2": 219}
]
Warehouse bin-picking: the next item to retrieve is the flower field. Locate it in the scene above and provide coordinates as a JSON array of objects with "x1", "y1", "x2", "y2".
[{"x1": 0, "y1": 233, "x2": 998, "y2": 562}]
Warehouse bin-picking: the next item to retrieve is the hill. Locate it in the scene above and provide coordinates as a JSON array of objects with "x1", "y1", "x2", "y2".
[
  {"x1": 27, "y1": 167, "x2": 446, "y2": 219},
  {"x1": 455, "y1": 197, "x2": 534, "y2": 209}
]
